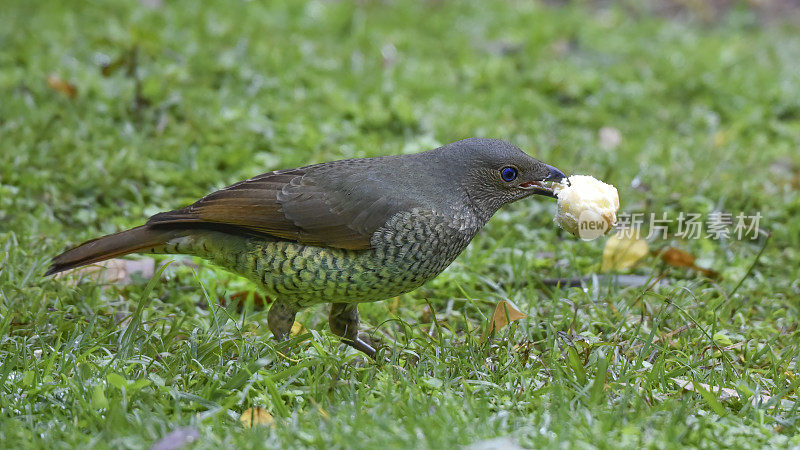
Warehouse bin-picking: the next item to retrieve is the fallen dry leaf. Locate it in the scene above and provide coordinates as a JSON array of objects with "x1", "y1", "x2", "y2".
[
  {"x1": 696, "y1": 267, "x2": 720, "y2": 279},
  {"x1": 483, "y1": 300, "x2": 527, "y2": 340},
  {"x1": 657, "y1": 247, "x2": 719, "y2": 278},
  {"x1": 219, "y1": 291, "x2": 272, "y2": 311},
  {"x1": 419, "y1": 304, "x2": 434, "y2": 323},
  {"x1": 290, "y1": 321, "x2": 305, "y2": 336},
  {"x1": 55, "y1": 258, "x2": 155, "y2": 286},
  {"x1": 101, "y1": 48, "x2": 135, "y2": 77},
  {"x1": 659, "y1": 247, "x2": 696, "y2": 267},
  {"x1": 46, "y1": 75, "x2": 77, "y2": 98},
  {"x1": 601, "y1": 231, "x2": 649, "y2": 272},
  {"x1": 240, "y1": 407, "x2": 273, "y2": 428}
]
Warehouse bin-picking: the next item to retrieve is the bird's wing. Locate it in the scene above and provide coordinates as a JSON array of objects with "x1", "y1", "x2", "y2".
[{"x1": 146, "y1": 162, "x2": 415, "y2": 250}]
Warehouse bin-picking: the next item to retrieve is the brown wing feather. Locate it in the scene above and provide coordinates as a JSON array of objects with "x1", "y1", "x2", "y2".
[
  {"x1": 146, "y1": 160, "x2": 420, "y2": 250},
  {"x1": 147, "y1": 169, "x2": 307, "y2": 240}
]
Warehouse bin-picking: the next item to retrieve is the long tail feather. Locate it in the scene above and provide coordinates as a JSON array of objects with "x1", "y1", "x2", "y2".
[{"x1": 45, "y1": 226, "x2": 184, "y2": 276}]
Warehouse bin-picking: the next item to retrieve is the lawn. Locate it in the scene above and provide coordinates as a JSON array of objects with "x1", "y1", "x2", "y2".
[{"x1": 1, "y1": 0, "x2": 799, "y2": 448}]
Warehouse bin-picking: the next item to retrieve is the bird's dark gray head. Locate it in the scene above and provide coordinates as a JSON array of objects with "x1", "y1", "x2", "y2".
[{"x1": 423, "y1": 138, "x2": 567, "y2": 219}]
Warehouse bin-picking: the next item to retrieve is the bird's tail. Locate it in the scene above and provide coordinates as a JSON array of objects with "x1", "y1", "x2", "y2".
[{"x1": 45, "y1": 226, "x2": 186, "y2": 276}]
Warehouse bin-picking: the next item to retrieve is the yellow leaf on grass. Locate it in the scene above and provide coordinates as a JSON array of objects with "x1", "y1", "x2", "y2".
[
  {"x1": 601, "y1": 231, "x2": 648, "y2": 272},
  {"x1": 240, "y1": 407, "x2": 273, "y2": 428},
  {"x1": 484, "y1": 300, "x2": 527, "y2": 340},
  {"x1": 290, "y1": 321, "x2": 305, "y2": 336}
]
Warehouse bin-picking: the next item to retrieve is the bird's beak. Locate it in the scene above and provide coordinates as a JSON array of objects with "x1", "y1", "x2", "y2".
[{"x1": 519, "y1": 164, "x2": 567, "y2": 198}]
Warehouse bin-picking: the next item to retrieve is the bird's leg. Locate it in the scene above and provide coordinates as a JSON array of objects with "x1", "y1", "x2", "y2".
[
  {"x1": 329, "y1": 303, "x2": 377, "y2": 359},
  {"x1": 267, "y1": 300, "x2": 297, "y2": 341}
]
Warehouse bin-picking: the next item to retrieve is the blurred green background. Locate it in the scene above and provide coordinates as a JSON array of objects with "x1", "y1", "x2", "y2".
[{"x1": 1, "y1": 1, "x2": 799, "y2": 448}]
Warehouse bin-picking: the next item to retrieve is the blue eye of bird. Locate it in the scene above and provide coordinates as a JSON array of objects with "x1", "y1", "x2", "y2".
[{"x1": 501, "y1": 167, "x2": 518, "y2": 182}]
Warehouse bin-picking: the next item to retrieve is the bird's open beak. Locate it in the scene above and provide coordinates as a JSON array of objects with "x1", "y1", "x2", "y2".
[{"x1": 519, "y1": 164, "x2": 567, "y2": 198}]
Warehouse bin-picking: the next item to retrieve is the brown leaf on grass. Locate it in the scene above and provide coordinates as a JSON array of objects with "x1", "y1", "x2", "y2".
[
  {"x1": 601, "y1": 231, "x2": 649, "y2": 272},
  {"x1": 240, "y1": 407, "x2": 273, "y2": 428},
  {"x1": 659, "y1": 247, "x2": 696, "y2": 267},
  {"x1": 419, "y1": 304, "x2": 433, "y2": 323},
  {"x1": 55, "y1": 258, "x2": 155, "y2": 286},
  {"x1": 219, "y1": 291, "x2": 272, "y2": 311},
  {"x1": 46, "y1": 75, "x2": 77, "y2": 98},
  {"x1": 657, "y1": 247, "x2": 720, "y2": 279},
  {"x1": 696, "y1": 267, "x2": 720, "y2": 279},
  {"x1": 101, "y1": 49, "x2": 134, "y2": 77},
  {"x1": 483, "y1": 301, "x2": 527, "y2": 341}
]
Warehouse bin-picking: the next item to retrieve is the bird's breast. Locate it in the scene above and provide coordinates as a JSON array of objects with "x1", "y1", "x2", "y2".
[
  {"x1": 366, "y1": 208, "x2": 482, "y2": 285},
  {"x1": 194, "y1": 209, "x2": 483, "y2": 309}
]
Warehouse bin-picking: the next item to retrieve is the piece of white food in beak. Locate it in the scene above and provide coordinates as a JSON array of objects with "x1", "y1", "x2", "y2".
[{"x1": 553, "y1": 175, "x2": 620, "y2": 240}]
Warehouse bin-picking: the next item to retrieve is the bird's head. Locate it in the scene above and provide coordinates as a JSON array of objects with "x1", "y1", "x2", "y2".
[{"x1": 432, "y1": 138, "x2": 567, "y2": 218}]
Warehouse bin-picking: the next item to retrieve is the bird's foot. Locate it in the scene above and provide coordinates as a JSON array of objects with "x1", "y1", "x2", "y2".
[
  {"x1": 268, "y1": 301, "x2": 299, "y2": 357},
  {"x1": 330, "y1": 303, "x2": 388, "y2": 361},
  {"x1": 342, "y1": 335, "x2": 377, "y2": 359}
]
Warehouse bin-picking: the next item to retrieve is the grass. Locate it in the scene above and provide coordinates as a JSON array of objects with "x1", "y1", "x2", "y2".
[{"x1": 1, "y1": 0, "x2": 800, "y2": 448}]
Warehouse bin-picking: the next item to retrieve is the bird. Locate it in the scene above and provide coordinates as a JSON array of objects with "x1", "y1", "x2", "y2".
[{"x1": 46, "y1": 138, "x2": 566, "y2": 358}]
